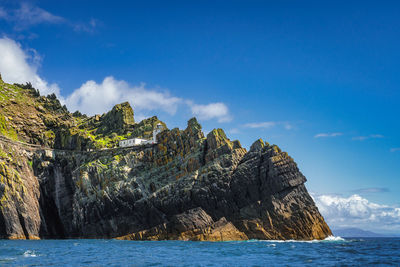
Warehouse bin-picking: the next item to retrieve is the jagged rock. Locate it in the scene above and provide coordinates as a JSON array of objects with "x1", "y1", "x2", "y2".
[
  {"x1": 96, "y1": 102, "x2": 134, "y2": 135},
  {"x1": 0, "y1": 79, "x2": 332, "y2": 241},
  {"x1": 250, "y1": 138, "x2": 266, "y2": 152}
]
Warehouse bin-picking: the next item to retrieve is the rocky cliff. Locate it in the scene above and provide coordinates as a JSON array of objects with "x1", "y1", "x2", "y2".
[{"x1": 0, "y1": 78, "x2": 332, "y2": 241}]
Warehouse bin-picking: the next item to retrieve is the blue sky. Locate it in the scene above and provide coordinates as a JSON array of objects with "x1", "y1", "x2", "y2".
[{"x1": 0, "y1": 0, "x2": 399, "y2": 234}]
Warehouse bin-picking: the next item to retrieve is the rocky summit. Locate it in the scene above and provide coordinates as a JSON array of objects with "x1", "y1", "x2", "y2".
[{"x1": 0, "y1": 78, "x2": 331, "y2": 241}]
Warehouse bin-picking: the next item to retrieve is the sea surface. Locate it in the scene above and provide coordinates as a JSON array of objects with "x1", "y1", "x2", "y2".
[{"x1": 0, "y1": 237, "x2": 399, "y2": 266}]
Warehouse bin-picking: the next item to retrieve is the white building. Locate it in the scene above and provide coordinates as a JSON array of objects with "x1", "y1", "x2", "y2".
[
  {"x1": 119, "y1": 123, "x2": 164, "y2": 148},
  {"x1": 119, "y1": 138, "x2": 148, "y2": 147}
]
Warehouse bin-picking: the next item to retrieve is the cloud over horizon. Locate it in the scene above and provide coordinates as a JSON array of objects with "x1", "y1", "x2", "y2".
[{"x1": 314, "y1": 194, "x2": 400, "y2": 234}]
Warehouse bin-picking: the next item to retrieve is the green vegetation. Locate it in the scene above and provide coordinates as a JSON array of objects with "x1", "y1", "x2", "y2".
[
  {"x1": 208, "y1": 128, "x2": 234, "y2": 150},
  {"x1": 0, "y1": 148, "x2": 10, "y2": 161},
  {"x1": 0, "y1": 79, "x2": 169, "y2": 151},
  {"x1": 214, "y1": 128, "x2": 228, "y2": 139},
  {"x1": 0, "y1": 161, "x2": 26, "y2": 206},
  {"x1": 0, "y1": 114, "x2": 18, "y2": 141}
]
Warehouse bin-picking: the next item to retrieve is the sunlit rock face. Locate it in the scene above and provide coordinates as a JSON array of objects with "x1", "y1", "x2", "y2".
[
  {"x1": 96, "y1": 101, "x2": 135, "y2": 135},
  {"x1": 0, "y1": 81, "x2": 331, "y2": 240}
]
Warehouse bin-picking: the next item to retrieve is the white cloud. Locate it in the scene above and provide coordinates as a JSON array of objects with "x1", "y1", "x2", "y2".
[
  {"x1": 0, "y1": 3, "x2": 98, "y2": 34},
  {"x1": 314, "y1": 132, "x2": 343, "y2": 138},
  {"x1": 0, "y1": 37, "x2": 61, "y2": 96},
  {"x1": 189, "y1": 102, "x2": 232, "y2": 123},
  {"x1": 66, "y1": 77, "x2": 182, "y2": 116},
  {"x1": 16, "y1": 3, "x2": 64, "y2": 24},
  {"x1": 352, "y1": 134, "x2": 384, "y2": 141},
  {"x1": 73, "y1": 18, "x2": 99, "y2": 33},
  {"x1": 0, "y1": 37, "x2": 231, "y2": 122},
  {"x1": 0, "y1": 3, "x2": 64, "y2": 29},
  {"x1": 314, "y1": 194, "x2": 400, "y2": 233},
  {"x1": 243, "y1": 121, "x2": 293, "y2": 130},
  {"x1": 244, "y1": 122, "x2": 276, "y2": 129}
]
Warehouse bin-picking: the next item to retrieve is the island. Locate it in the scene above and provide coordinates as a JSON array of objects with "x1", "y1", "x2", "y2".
[{"x1": 0, "y1": 75, "x2": 332, "y2": 241}]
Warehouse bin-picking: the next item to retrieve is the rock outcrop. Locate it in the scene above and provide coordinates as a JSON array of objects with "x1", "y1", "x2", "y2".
[
  {"x1": 0, "y1": 80, "x2": 332, "y2": 240},
  {"x1": 117, "y1": 208, "x2": 247, "y2": 241},
  {"x1": 96, "y1": 102, "x2": 135, "y2": 135},
  {"x1": 0, "y1": 141, "x2": 41, "y2": 240}
]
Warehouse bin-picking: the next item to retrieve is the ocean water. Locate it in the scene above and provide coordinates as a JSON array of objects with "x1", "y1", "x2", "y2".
[{"x1": 0, "y1": 237, "x2": 399, "y2": 266}]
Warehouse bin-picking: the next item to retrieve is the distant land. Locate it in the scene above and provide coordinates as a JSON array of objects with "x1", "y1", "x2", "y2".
[{"x1": 332, "y1": 227, "x2": 399, "y2": 238}]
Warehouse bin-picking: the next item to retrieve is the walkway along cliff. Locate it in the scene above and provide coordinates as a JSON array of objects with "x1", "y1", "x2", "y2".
[{"x1": 0, "y1": 77, "x2": 332, "y2": 240}]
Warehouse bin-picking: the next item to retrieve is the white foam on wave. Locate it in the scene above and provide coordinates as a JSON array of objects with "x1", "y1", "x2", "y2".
[
  {"x1": 323, "y1": 235, "x2": 345, "y2": 242},
  {"x1": 246, "y1": 235, "x2": 346, "y2": 243},
  {"x1": 23, "y1": 250, "x2": 37, "y2": 257},
  {"x1": 251, "y1": 239, "x2": 318, "y2": 243}
]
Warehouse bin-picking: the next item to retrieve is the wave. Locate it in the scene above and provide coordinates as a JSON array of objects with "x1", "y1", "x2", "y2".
[
  {"x1": 244, "y1": 235, "x2": 346, "y2": 243},
  {"x1": 23, "y1": 250, "x2": 37, "y2": 257},
  {"x1": 323, "y1": 235, "x2": 345, "y2": 242}
]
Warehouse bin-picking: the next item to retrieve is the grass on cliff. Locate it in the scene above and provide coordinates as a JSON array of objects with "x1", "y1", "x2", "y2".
[
  {"x1": 0, "y1": 114, "x2": 18, "y2": 141},
  {"x1": 0, "y1": 79, "x2": 168, "y2": 150},
  {"x1": 0, "y1": 148, "x2": 11, "y2": 161}
]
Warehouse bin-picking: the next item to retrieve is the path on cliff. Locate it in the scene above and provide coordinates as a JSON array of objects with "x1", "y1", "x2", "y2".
[{"x1": 0, "y1": 134, "x2": 154, "y2": 154}]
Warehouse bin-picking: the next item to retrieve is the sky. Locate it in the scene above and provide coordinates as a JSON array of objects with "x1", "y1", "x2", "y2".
[{"x1": 0, "y1": 0, "x2": 399, "y2": 234}]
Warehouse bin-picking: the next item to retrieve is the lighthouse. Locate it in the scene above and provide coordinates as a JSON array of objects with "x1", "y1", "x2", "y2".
[{"x1": 152, "y1": 123, "x2": 163, "y2": 143}]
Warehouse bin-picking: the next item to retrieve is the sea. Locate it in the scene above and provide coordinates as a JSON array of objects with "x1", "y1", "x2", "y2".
[{"x1": 0, "y1": 236, "x2": 399, "y2": 266}]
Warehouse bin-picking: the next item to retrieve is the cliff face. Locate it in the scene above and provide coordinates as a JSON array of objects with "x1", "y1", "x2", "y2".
[{"x1": 0, "y1": 79, "x2": 332, "y2": 240}]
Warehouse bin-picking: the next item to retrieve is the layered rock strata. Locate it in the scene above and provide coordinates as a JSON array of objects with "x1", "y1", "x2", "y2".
[{"x1": 0, "y1": 79, "x2": 332, "y2": 240}]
